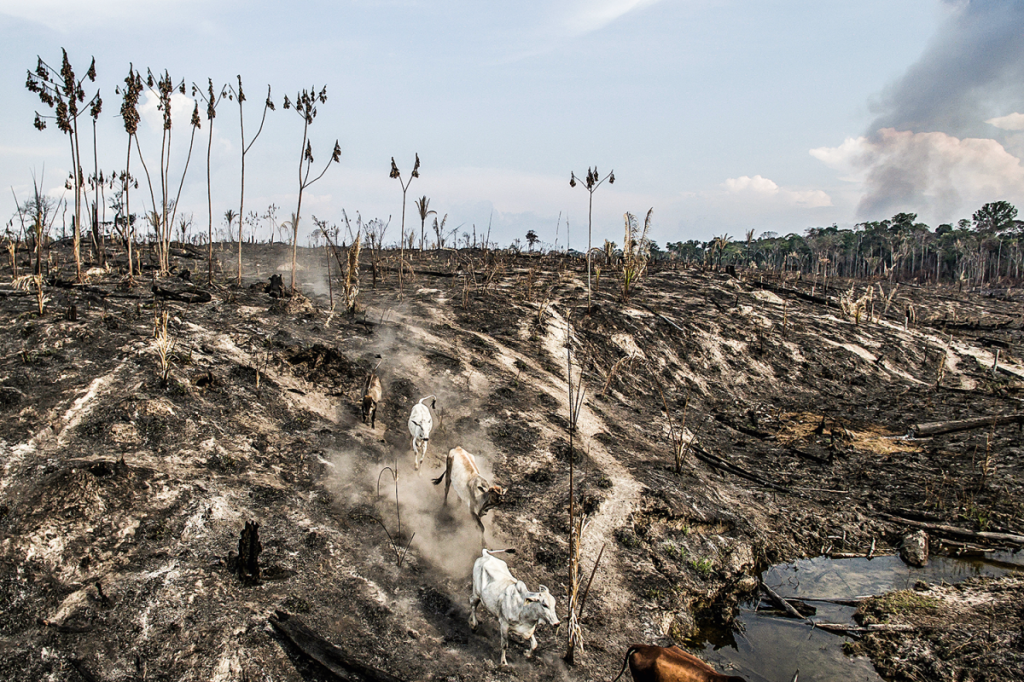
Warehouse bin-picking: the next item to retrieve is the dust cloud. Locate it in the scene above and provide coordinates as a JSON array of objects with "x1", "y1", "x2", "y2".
[{"x1": 323, "y1": 299, "x2": 509, "y2": 580}]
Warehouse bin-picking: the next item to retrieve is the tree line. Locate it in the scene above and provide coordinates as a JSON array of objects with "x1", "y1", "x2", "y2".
[{"x1": 664, "y1": 201, "x2": 1023, "y2": 286}]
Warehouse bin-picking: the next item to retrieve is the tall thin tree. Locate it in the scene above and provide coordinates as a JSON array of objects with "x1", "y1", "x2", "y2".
[
  {"x1": 414, "y1": 195, "x2": 434, "y2": 251},
  {"x1": 115, "y1": 65, "x2": 143, "y2": 281},
  {"x1": 194, "y1": 79, "x2": 227, "y2": 283},
  {"x1": 226, "y1": 78, "x2": 274, "y2": 284},
  {"x1": 390, "y1": 154, "x2": 420, "y2": 291},
  {"x1": 131, "y1": 70, "x2": 198, "y2": 275},
  {"x1": 569, "y1": 166, "x2": 614, "y2": 309},
  {"x1": 283, "y1": 86, "x2": 340, "y2": 292},
  {"x1": 26, "y1": 49, "x2": 101, "y2": 282}
]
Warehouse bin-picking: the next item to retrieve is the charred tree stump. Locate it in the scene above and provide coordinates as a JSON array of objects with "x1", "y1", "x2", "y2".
[{"x1": 236, "y1": 520, "x2": 262, "y2": 584}]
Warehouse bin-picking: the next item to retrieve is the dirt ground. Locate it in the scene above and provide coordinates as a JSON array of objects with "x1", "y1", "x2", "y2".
[
  {"x1": 0, "y1": 240, "x2": 1022, "y2": 681},
  {"x1": 852, "y1": 576, "x2": 1024, "y2": 681}
]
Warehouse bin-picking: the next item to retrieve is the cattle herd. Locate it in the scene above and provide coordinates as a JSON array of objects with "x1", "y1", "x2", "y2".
[{"x1": 359, "y1": 372, "x2": 748, "y2": 680}]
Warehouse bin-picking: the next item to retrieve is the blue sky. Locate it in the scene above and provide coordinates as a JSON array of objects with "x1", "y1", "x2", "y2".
[{"x1": 2, "y1": 1, "x2": 1023, "y2": 250}]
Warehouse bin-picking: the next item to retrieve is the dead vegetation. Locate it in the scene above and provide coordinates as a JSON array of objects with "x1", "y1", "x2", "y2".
[{"x1": 0, "y1": 240, "x2": 1022, "y2": 681}]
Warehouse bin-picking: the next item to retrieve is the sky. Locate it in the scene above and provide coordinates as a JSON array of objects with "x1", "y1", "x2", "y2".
[{"x1": 2, "y1": 0, "x2": 1024, "y2": 250}]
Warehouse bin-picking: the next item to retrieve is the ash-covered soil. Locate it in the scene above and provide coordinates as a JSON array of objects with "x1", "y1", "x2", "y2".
[
  {"x1": 0, "y1": 242, "x2": 1022, "y2": 681},
  {"x1": 852, "y1": 576, "x2": 1024, "y2": 681}
]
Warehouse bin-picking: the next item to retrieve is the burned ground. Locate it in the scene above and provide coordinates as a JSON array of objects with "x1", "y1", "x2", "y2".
[{"x1": 0, "y1": 243, "x2": 1022, "y2": 681}]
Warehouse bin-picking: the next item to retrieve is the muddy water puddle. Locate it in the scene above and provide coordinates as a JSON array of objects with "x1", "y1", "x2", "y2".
[{"x1": 693, "y1": 552, "x2": 1024, "y2": 682}]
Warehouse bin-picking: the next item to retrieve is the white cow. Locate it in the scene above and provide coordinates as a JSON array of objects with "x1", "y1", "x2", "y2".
[
  {"x1": 469, "y1": 548, "x2": 560, "y2": 666},
  {"x1": 408, "y1": 395, "x2": 435, "y2": 471}
]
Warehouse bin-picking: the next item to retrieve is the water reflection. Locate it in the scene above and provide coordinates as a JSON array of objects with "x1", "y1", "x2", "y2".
[{"x1": 694, "y1": 551, "x2": 1022, "y2": 682}]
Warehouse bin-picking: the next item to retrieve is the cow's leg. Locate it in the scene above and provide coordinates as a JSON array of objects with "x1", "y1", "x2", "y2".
[
  {"x1": 526, "y1": 634, "x2": 537, "y2": 659},
  {"x1": 415, "y1": 439, "x2": 427, "y2": 472},
  {"x1": 499, "y1": 621, "x2": 510, "y2": 666},
  {"x1": 474, "y1": 514, "x2": 485, "y2": 546},
  {"x1": 370, "y1": 404, "x2": 376, "y2": 429},
  {"x1": 468, "y1": 591, "x2": 480, "y2": 630}
]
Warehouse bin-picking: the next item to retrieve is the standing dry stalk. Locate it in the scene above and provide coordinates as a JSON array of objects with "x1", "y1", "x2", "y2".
[
  {"x1": 324, "y1": 242, "x2": 334, "y2": 310},
  {"x1": 600, "y1": 353, "x2": 633, "y2": 396},
  {"x1": 564, "y1": 311, "x2": 590, "y2": 664},
  {"x1": 564, "y1": 511, "x2": 588, "y2": 663},
  {"x1": 344, "y1": 233, "x2": 361, "y2": 314},
  {"x1": 621, "y1": 209, "x2": 652, "y2": 301},
  {"x1": 253, "y1": 338, "x2": 272, "y2": 396},
  {"x1": 536, "y1": 293, "x2": 550, "y2": 328},
  {"x1": 649, "y1": 366, "x2": 689, "y2": 473},
  {"x1": 13, "y1": 274, "x2": 47, "y2": 315},
  {"x1": 936, "y1": 349, "x2": 948, "y2": 388},
  {"x1": 226, "y1": 78, "x2": 274, "y2": 285},
  {"x1": 6, "y1": 241, "x2": 15, "y2": 278},
  {"x1": 153, "y1": 310, "x2": 173, "y2": 386},
  {"x1": 34, "y1": 274, "x2": 45, "y2": 316}
]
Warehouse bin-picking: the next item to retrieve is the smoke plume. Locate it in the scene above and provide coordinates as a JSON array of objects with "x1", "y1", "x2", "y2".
[{"x1": 857, "y1": 0, "x2": 1024, "y2": 220}]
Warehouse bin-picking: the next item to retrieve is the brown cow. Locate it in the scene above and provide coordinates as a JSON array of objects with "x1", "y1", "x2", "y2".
[
  {"x1": 611, "y1": 644, "x2": 747, "y2": 682},
  {"x1": 361, "y1": 371, "x2": 382, "y2": 428}
]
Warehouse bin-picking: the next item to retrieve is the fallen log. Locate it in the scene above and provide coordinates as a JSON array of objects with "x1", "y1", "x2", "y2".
[
  {"x1": 799, "y1": 596, "x2": 869, "y2": 607},
  {"x1": 908, "y1": 413, "x2": 1024, "y2": 437},
  {"x1": 689, "y1": 445, "x2": 793, "y2": 494},
  {"x1": 813, "y1": 623, "x2": 923, "y2": 635},
  {"x1": 151, "y1": 284, "x2": 213, "y2": 304},
  {"x1": 269, "y1": 610, "x2": 407, "y2": 682},
  {"x1": 756, "y1": 280, "x2": 831, "y2": 306},
  {"x1": 881, "y1": 514, "x2": 1024, "y2": 547},
  {"x1": 761, "y1": 583, "x2": 808, "y2": 621}
]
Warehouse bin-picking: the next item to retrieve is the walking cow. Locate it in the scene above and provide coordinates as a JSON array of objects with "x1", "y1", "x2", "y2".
[{"x1": 469, "y1": 548, "x2": 559, "y2": 666}]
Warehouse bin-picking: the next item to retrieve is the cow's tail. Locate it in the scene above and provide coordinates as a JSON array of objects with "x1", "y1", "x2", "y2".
[
  {"x1": 609, "y1": 645, "x2": 642, "y2": 682},
  {"x1": 481, "y1": 548, "x2": 516, "y2": 557},
  {"x1": 432, "y1": 448, "x2": 453, "y2": 485}
]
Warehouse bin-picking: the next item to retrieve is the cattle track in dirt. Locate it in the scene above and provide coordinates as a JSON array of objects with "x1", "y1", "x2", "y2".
[{"x1": 386, "y1": 291, "x2": 646, "y2": 617}]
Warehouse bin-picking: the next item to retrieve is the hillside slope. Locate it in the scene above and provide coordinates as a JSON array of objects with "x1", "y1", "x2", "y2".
[{"x1": 1, "y1": 245, "x2": 1022, "y2": 681}]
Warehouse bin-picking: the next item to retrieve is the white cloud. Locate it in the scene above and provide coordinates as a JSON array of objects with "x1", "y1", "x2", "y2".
[
  {"x1": 722, "y1": 174, "x2": 832, "y2": 207},
  {"x1": 137, "y1": 90, "x2": 199, "y2": 135},
  {"x1": 724, "y1": 175, "x2": 778, "y2": 195},
  {"x1": 563, "y1": 0, "x2": 662, "y2": 35},
  {"x1": 986, "y1": 112, "x2": 1024, "y2": 131},
  {"x1": 811, "y1": 128, "x2": 1024, "y2": 221},
  {"x1": 0, "y1": 0, "x2": 201, "y2": 31}
]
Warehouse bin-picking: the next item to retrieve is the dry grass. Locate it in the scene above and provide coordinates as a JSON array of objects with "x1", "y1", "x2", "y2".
[{"x1": 777, "y1": 411, "x2": 920, "y2": 455}]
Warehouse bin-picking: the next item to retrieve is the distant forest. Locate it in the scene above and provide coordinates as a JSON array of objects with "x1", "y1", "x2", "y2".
[{"x1": 661, "y1": 200, "x2": 1023, "y2": 286}]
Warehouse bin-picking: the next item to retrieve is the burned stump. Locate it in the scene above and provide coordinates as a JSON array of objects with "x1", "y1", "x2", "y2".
[{"x1": 235, "y1": 520, "x2": 262, "y2": 584}]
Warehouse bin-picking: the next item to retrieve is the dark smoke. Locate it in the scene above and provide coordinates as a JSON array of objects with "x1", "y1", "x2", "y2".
[
  {"x1": 868, "y1": 0, "x2": 1024, "y2": 137},
  {"x1": 858, "y1": 0, "x2": 1024, "y2": 219}
]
